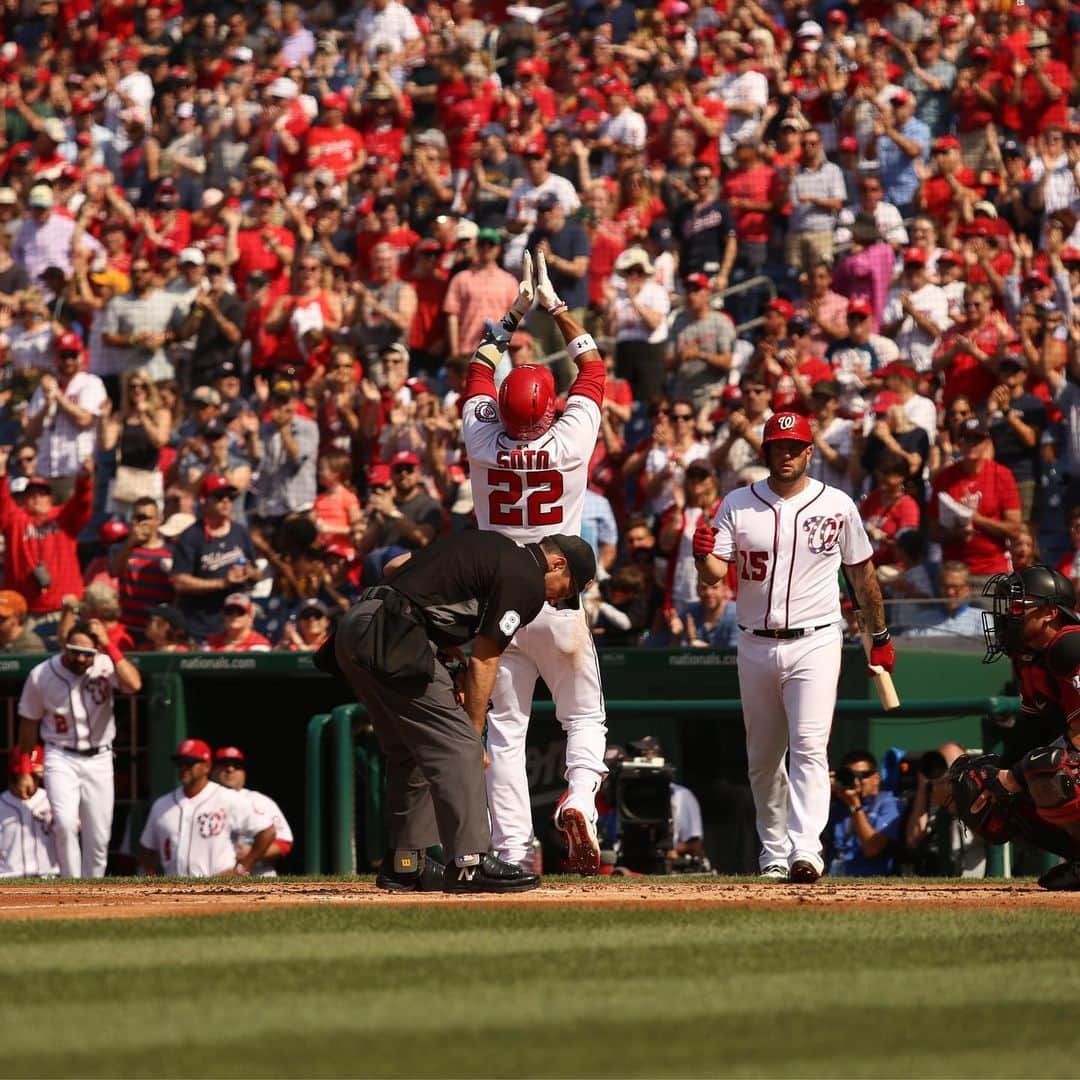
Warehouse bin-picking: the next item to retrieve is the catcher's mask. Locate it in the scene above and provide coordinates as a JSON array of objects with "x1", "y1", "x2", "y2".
[{"x1": 982, "y1": 565, "x2": 1080, "y2": 663}]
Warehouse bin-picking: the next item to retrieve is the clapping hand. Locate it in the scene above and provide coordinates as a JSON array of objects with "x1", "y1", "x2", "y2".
[
  {"x1": 511, "y1": 249, "x2": 535, "y2": 318},
  {"x1": 535, "y1": 249, "x2": 565, "y2": 314}
]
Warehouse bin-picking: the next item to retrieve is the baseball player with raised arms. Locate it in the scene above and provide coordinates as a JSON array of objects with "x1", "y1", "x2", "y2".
[
  {"x1": 17, "y1": 620, "x2": 142, "y2": 878},
  {"x1": 0, "y1": 746, "x2": 59, "y2": 878},
  {"x1": 694, "y1": 411, "x2": 894, "y2": 883},
  {"x1": 139, "y1": 739, "x2": 276, "y2": 877},
  {"x1": 462, "y1": 251, "x2": 608, "y2": 874}
]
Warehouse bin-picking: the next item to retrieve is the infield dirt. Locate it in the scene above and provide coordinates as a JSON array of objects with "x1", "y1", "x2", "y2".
[{"x1": 0, "y1": 877, "x2": 1076, "y2": 920}]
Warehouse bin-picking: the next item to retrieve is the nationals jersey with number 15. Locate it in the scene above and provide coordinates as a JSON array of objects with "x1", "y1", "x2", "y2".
[{"x1": 462, "y1": 364, "x2": 605, "y2": 541}]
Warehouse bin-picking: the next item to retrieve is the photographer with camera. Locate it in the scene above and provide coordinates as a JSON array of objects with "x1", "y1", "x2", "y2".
[
  {"x1": 904, "y1": 741, "x2": 986, "y2": 877},
  {"x1": 829, "y1": 749, "x2": 903, "y2": 877}
]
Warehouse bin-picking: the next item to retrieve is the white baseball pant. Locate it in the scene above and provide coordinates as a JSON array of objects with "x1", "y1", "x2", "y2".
[
  {"x1": 486, "y1": 604, "x2": 607, "y2": 865},
  {"x1": 736, "y1": 625, "x2": 843, "y2": 875},
  {"x1": 44, "y1": 746, "x2": 115, "y2": 878}
]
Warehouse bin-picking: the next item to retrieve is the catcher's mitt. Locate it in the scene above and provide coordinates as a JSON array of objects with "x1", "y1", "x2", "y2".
[{"x1": 947, "y1": 753, "x2": 1028, "y2": 844}]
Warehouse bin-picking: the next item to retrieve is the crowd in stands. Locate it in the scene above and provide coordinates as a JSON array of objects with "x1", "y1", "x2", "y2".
[{"x1": 0, "y1": 0, "x2": 1077, "y2": 652}]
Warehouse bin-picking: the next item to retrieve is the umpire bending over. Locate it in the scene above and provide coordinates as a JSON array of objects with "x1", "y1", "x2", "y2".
[{"x1": 321, "y1": 529, "x2": 596, "y2": 894}]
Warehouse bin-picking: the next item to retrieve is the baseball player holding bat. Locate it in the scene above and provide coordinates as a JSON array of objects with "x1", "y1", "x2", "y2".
[
  {"x1": 462, "y1": 251, "x2": 608, "y2": 874},
  {"x1": 694, "y1": 411, "x2": 894, "y2": 883}
]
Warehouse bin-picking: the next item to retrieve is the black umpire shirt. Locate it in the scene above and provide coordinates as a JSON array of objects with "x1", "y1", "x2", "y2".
[{"x1": 391, "y1": 531, "x2": 547, "y2": 652}]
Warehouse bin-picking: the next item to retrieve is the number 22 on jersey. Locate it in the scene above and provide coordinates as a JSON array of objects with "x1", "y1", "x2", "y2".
[{"x1": 487, "y1": 469, "x2": 564, "y2": 528}]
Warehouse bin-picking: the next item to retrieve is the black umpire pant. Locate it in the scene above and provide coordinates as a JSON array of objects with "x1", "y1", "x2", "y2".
[{"x1": 334, "y1": 610, "x2": 491, "y2": 862}]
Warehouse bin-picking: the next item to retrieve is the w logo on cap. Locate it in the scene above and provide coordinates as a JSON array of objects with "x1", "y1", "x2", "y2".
[{"x1": 778, "y1": 414, "x2": 796, "y2": 430}]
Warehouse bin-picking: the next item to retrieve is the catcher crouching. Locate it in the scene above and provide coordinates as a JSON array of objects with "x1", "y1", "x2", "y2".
[{"x1": 949, "y1": 565, "x2": 1080, "y2": 890}]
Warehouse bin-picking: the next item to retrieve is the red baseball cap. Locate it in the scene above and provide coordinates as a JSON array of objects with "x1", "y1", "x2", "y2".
[
  {"x1": 940, "y1": 14, "x2": 960, "y2": 28},
  {"x1": 881, "y1": 362, "x2": 918, "y2": 383},
  {"x1": 827, "y1": 9, "x2": 848, "y2": 23},
  {"x1": 415, "y1": 237, "x2": 441, "y2": 254},
  {"x1": 937, "y1": 249, "x2": 965, "y2": 265},
  {"x1": 902, "y1": 246, "x2": 928, "y2": 265},
  {"x1": 839, "y1": 135, "x2": 858, "y2": 153},
  {"x1": 391, "y1": 450, "x2": 421, "y2": 469},
  {"x1": 1061, "y1": 246, "x2": 1080, "y2": 263},
  {"x1": 71, "y1": 95, "x2": 95, "y2": 115},
  {"x1": 872, "y1": 390, "x2": 902, "y2": 416},
  {"x1": 871, "y1": 28, "x2": 892, "y2": 42},
  {"x1": 762, "y1": 411, "x2": 812, "y2": 445},
  {"x1": 224, "y1": 592, "x2": 253, "y2": 612},
  {"x1": 367, "y1": 463, "x2": 392, "y2": 487},
  {"x1": 172, "y1": 738, "x2": 211, "y2": 764},
  {"x1": 767, "y1": 297, "x2": 795, "y2": 320},
  {"x1": 254, "y1": 186, "x2": 277, "y2": 202},
  {"x1": 971, "y1": 45, "x2": 992, "y2": 60},
  {"x1": 891, "y1": 89, "x2": 911, "y2": 106},
  {"x1": 1024, "y1": 268, "x2": 1051, "y2": 288},
  {"x1": 214, "y1": 746, "x2": 245, "y2": 764},
  {"x1": 321, "y1": 91, "x2": 348, "y2": 112},
  {"x1": 521, "y1": 139, "x2": 547, "y2": 157},
  {"x1": 847, "y1": 297, "x2": 873, "y2": 317},
  {"x1": 56, "y1": 331, "x2": 83, "y2": 353},
  {"x1": 1010, "y1": 1, "x2": 1031, "y2": 16},
  {"x1": 200, "y1": 473, "x2": 238, "y2": 498},
  {"x1": 685, "y1": 272, "x2": 711, "y2": 291},
  {"x1": 933, "y1": 135, "x2": 961, "y2": 152}
]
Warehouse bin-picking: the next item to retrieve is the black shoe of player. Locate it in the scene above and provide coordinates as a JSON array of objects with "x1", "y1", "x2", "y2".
[
  {"x1": 789, "y1": 860, "x2": 821, "y2": 884},
  {"x1": 1037, "y1": 860, "x2": 1080, "y2": 891},
  {"x1": 375, "y1": 850, "x2": 445, "y2": 892},
  {"x1": 443, "y1": 853, "x2": 541, "y2": 894}
]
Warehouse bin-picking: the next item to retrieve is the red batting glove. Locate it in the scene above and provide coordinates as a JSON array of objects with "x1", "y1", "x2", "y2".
[
  {"x1": 869, "y1": 638, "x2": 896, "y2": 674},
  {"x1": 692, "y1": 518, "x2": 717, "y2": 560}
]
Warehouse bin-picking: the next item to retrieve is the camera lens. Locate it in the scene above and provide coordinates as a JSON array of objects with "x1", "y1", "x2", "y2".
[
  {"x1": 919, "y1": 750, "x2": 948, "y2": 781},
  {"x1": 835, "y1": 766, "x2": 856, "y2": 788}
]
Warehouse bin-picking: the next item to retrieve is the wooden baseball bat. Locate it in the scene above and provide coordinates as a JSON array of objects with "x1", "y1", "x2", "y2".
[{"x1": 842, "y1": 568, "x2": 901, "y2": 711}]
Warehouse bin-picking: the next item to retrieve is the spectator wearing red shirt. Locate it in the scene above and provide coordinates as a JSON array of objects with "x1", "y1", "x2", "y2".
[
  {"x1": 929, "y1": 417, "x2": 1022, "y2": 583},
  {"x1": 0, "y1": 454, "x2": 94, "y2": 617},
  {"x1": 860, "y1": 453, "x2": 921, "y2": 567},
  {"x1": 250, "y1": 78, "x2": 309, "y2": 188},
  {"x1": 917, "y1": 136, "x2": 979, "y2": 235},
  {"x1": 304, "y1": 91, "x2": 367, "y2": 184},
  {"x1": 514, "y1": 59, "x2": 557, "y2": 124},
  {"x1": 670, "y1": 67, "x2": 726, "y2": 172},
  {"x1": 951, "y1": 47, "x2": 1001, "y2": 178},
  {"x1": 225, "y1": 188, "x2": 295, "y2": 300},
  {"x1": 205, "y1": 592, "x2": 271, "y2": 652},
  {"x1": 355, "y1": 196, "x2": 420, "y2": 281},
  {"x1": 932, "y1": 282, "x2": 1012, "y2": 407},
  {"x1": 443, "y1": 61, "x2": 497, "y2": 186},
  {"x1": 405, "y1": 237, "x2": 450, "y2": 373},
  {"x1": 356, "y1": 79, "x2": 413, "y2": 169},
  {"x1": 1001, "y1": 29, "x2": 1071, "y2": 142},
  {"x1": 722, "y1": 142, "x2": 778, "y2": 278},
  {"x1": 583, "y1": 181, "x2": 627, "y2": 311}
]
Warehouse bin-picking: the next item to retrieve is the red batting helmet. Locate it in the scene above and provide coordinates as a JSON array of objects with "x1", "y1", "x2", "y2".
[
  {"x1": 762, "y1": 411, "x2": 813, "y2": 445},
  {"x1": 498, "y1": 365, "x2": 556, "y2": 441}
]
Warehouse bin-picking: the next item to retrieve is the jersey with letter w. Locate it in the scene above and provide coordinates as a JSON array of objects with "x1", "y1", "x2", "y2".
[
  {"x1": 711, "y1": 478, "x2": 873, "y2": 630},
  {"x1": 462, "y1": 361, "x2": 605, "y2": 543}
]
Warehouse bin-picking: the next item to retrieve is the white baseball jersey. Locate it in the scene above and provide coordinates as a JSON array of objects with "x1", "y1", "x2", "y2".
[
  {"x1": 0, "y1": 788, "x2": 59, "y2": 877},
  {"x1": 711, "y1": 478, "x2": 873, "y2": 630},
  {"x1": 230, "y1": 787, "x2": 293, "y2": 877},
  {"x1": 462, "y1": 361, "x2": 604, "y2": 543},
  {"x1": 18, "y1": 654, "x2": 118, "y2": 751},
  {"x1": 140, "y1": 780, "x2": 274, "y2": 877}
]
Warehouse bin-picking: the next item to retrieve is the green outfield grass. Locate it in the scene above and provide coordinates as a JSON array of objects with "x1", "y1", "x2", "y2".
[{"x1": 5, "y1": 903, "x2": 1079, "y2": 1078}]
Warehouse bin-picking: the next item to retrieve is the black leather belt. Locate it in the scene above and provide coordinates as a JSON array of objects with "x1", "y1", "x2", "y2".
[
  {"x1": 739, "y1": 624, "x2": 833, "y2": 639},
  {"x1": 48, "y1": 743, "x2": 108, "y2": 756}
]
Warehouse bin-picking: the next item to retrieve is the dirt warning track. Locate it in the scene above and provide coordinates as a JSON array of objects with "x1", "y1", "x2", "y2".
[{"x1": 0, "y1": 878, "x2": 1076, "y2": 920}]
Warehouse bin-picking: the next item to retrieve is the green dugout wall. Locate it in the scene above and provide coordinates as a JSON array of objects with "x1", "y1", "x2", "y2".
[{"x1": 0, "y1": 645, "x2": 1015, "y2": 873}]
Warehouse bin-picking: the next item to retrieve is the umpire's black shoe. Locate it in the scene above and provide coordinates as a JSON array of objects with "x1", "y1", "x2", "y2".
[
  {"x1": 1038, "y1": 860, "x2": 1080, "y2": 891},
  {"x1": 443, "y1": 853, "x2": 540, "y2": 894},
  {"x1": 376, "y1": 850, "x2": 445, "y2": 892},
  {"x1": 789, "y1": 860, "x2": 821, "y2": 884}
]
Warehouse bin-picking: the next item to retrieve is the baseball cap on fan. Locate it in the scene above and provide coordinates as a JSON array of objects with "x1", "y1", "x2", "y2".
[
  {"x1": 214, "y1": 746, "x2": 245, "y2": 765},
  {"x1": 543, "y1": 534, "x2": 597, "y2": 606}
]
